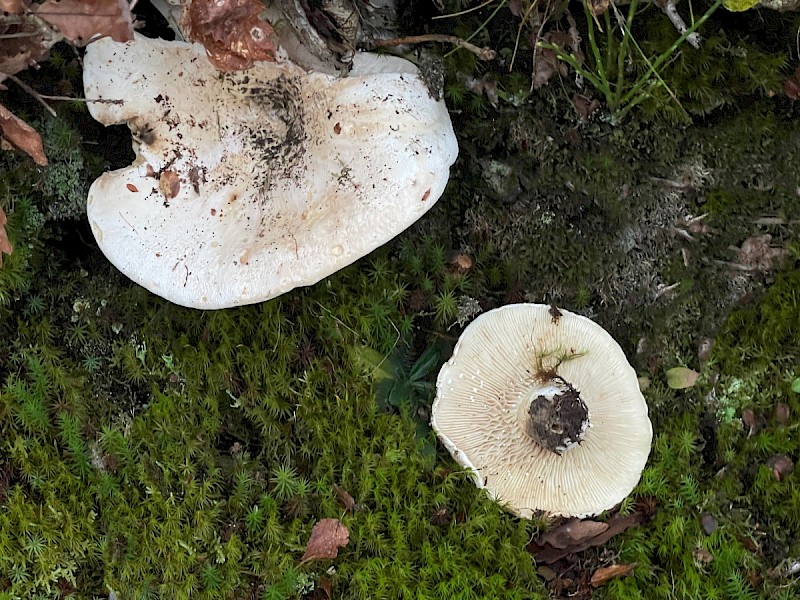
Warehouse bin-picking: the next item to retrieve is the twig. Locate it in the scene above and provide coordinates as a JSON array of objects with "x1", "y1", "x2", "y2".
[
  {"x1": 661, "y1": 0, "x2": 701, "y2": 49},
  {"x1": 38, "y1": 94, "x2": 124, "y2": 105},
  {"x1": 432, "y1": 0, "x2": 496, "y2": 19},
  {"x1": 5, "y1": 73, "x2": 56, "y2": 117},
  {"x1": 369, "y1": 34, "x2": 496, "y2": 60}
]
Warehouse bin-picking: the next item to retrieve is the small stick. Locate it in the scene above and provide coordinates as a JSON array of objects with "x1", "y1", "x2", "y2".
[
  {"x1": 5, "y1": 73, "x2": 56, "y2": 117},
  {"x1": 369, "y1": 34, "x2": 496, "y2": 61},
  {"x1": 37, "y1": 94, "x2": 124, "y2": 105}
]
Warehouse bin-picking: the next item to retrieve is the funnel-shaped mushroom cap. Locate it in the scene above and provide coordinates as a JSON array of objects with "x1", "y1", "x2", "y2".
[
  {"x1": 83, "y1": 35, "x2": 457, "y2": 308},
  {"x1": 432, "y1": 304, "x2": 652, "y2": 518}
]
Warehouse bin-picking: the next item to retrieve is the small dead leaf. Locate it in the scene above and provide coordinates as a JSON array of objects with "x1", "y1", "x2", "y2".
[
  {"x1": 571, "y1": 94, "x2": 600, "y2": 119},
  {"x1": 333, "y1": 483, "x2": 361, "y2": 513},
  {"x1": 0, "y1": 103, "x2": 47, "y2": 166},
  {"x1": 34, "y1": 0, "x2": 135, "y2": 44},
  {"x1": 318, "y1": 576, "x2": 332, "y2": 599},
  {"x1": 301, "y1": 518, "x2": 349, "y2": 562},
  {"x1": 694, "y1": 547, "x2": 714, "y2": 563},
  {"x1": 531, "y1": 512, "x2": 648, "y2": 564},
  {"x1": 701, "y1": 513, "x2": 718, "y2": 535},
  {"x1": 126, "y1": 183, "x2": 138, "y2": 192},
  {"x1": 183, "y1": 0, "x2": 278, "y2": 71},
  {"x1": 0, "y1": 207, "x2": 13, "y2": 267},
  {"x1": 741, "y1": 408, "x2": 757, "y2": 436},
  {"x1": 767, "y1": 454, "x2": 794, "y2": 482},
  {"x1": 784, "y1": 75, "x2": 800, "y2": 100},
  {"x1": 531, "y1": 30, "x2": 573, "y2": 90},
  {"x1": 538, "y1": 518, "x2": 608, "y2": 549},
  {"x1": 666, "y1": 367, "x2": 699, "y2": 389},
  {"x1": 775, "y1": 402, "x2": 790, "y2": 425},
  {"x1": 587, "y1": 0, "x2": 610, "y2": 16},
  {"x1": 637, "y1": 376, "x2": 651, "y2": 392},
  {"x1": 159, "y1": 170, "x2": 181, "y2": 199},
  {"x1": 590, "y1": 563, "x2": 636, "y2": 587}
]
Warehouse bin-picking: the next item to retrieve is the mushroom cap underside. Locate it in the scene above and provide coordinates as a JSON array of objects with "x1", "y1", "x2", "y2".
[
  {"x1": 84, "y1": 36, "x2": 458, "y2": 308},
  {"x1": 432, "y1": 304, "x2": 652, "y2": 518}
]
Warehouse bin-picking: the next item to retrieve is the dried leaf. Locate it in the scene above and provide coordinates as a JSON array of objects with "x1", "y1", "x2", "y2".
[
  {"x1": 34, "y1": 0, "x2": 135, "y2": 44},
  {"x1": 159, "y1": 170, "x2": 181, "y2": 199},
  {"x1": 775, "y1": 402, "x2": 790, "y2": 425},
  {"x1": 587, "y1": 0, "x2": 610, "y2": 17},
  {"x1": 0, "y1": 0, "x2": 28, "y2": 14},
  {"x1": 590, "y1": 563, "x2": 636, "y2": 587},
  {"x1": 539, "y1": 518, "x2": 608, "y2": 549},
  {"x1": 694, "y1": 547, "x2": 714, "y2": 563},
  {"x1": 571, "y1": 94, "x2": 600, "y2": 119},
  {"x1": 508, "y1": 0, "x2": 523, "y2": 16},
  {"x1": 531, "y1": 31, "x2": 571, "y2": 90},
  {"x1": 700, "y1": 513, "x2": 717, "y2": 535},
  {"x1": 532, "y1": 512, "x2": 647, "y2": 564},
  {"x1": 0, "y1": 207, "x2": 13, "y2": 267},
  {"x1": 767, "y1": 454, "x2": 794, "y2": 482},
  {"x1": 301, "y1": 518, "x2": 349, "y2": 562},
  {"x1": 666, "y1": 367, "x2": 699, "y2": 389},
  {"x1": 0, "y1": 18, "x2": 51, "y2": 84},
  {"x1": 782, "y1": 77, "x2": 800, "y2": 100},
  {"x1": 182, "y1": 0, "x2": 278, "y2": 71},
  {"x1": 0, "y1": 103, "x2": 48, "y2": 165},
  {"x1": 333, "y1": 483, "x2": 361, "y2": 512},
  {"x1": 318, "y1": 576, "x2": 332, "y2": 599}
]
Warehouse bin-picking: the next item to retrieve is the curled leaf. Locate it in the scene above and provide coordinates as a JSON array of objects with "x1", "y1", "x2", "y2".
[
  {"x1": 590, "y1": 563, "x2": 636, "y2": 587},
  {"x1": 0, "y1": 103, "x2": 48, "y2": 166},
  {"x1": 182, "y1": 0, "x2": 278, "y2": 71},
  {"x1": 666, "y1": 367, "x2": 699, "y2": 389}
]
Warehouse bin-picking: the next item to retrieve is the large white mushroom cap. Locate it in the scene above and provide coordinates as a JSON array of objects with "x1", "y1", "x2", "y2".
[
  {"x1": 432, "y1": 304, "x2": 652, "y2": 518},
  {"x1": 83, "y1": 35, "x2": 457, "y2": 308}
]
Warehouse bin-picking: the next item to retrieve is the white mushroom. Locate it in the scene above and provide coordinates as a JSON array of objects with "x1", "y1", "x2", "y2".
[
  {"x1": 83, "y1": 35, "x2": 457, "y2": 309},
  {"x1": 431, "y1": 304, "x2": 652, "y2": 518}
]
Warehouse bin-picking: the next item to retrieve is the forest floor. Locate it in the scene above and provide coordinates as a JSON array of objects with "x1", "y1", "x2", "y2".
[{"x1": 1, "y1": 1, "x2": 800, "y2": 598}]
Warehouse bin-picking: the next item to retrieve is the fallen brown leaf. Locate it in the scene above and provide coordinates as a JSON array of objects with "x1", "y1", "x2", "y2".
[
  {"x1": 590, "y1": 563, "x2": 636, "y2": 587},
  {"x1": 0, "y1": 103, "x2": 48, "y2": 166},
  {"x1": 333, "y1": 483, "x2": 361, "y2": 513},
  {"x1": 767, "y1": 454, "x2": 794, "y2": 482},
  {"x1": 539, "y1": 518, "x2": 608, "y2": 549},
  {"x1": 159, "y1": 170, "x2": 181, "y2": 200},
  {"x1": 182, "y1": 0, "x2": 278, "y2": 71},
  {"x1": 587, "y1": 0, "x2": 610, "y2": 17},
  {"x1": 530, "y1": 31, "x2": 570, "y2": 90},
  {"x1": 34, "y1": 0, "x2": 135, "y2": 44},
  {"x1": 0, "y1": 207, "x2": 13, "y2": 267},
  {"x1": 301, "y1": 518, "x2": 349, "y2": 562},
  {"x1": 532, "y1": 512, "x2": 647, "y2": 564}
]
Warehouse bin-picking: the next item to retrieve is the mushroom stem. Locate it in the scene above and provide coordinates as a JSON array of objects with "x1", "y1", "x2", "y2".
[{"x1": 522, "y1": 377, "x2": 589, "y2": 455}]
